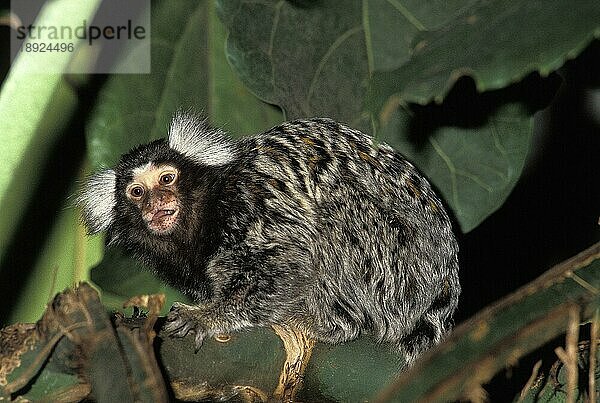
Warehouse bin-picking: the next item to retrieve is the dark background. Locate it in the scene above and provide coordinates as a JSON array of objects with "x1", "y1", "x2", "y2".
[{"x1": 458, "y1": 41, "x2": 599, "y2": 322}]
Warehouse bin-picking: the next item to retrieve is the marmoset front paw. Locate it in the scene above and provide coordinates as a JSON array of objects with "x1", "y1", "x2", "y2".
[{"x1": 165, "y1": 302, "x2": 207, "y2": 351}]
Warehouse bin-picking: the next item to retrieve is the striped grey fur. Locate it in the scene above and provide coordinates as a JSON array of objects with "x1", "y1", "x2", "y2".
[{"x1": 79, "y1": 114, "x2": 460, "y2": 366}]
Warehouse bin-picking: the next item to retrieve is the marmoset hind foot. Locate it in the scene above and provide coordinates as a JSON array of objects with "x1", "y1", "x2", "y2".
[{"x1": 78, "y1": 112, "x2": 460, "y2": 365}]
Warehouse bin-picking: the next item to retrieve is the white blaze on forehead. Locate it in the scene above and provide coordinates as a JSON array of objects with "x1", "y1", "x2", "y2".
[
  {"x1": 168, "y1": 111, "x2": 235, "y2": 166},
  {"x1": 132, "y1": 162, "x2": 153, "y2": 176},
  {"x1": 77, "y1": 169, "x2": 117, "y2": 234}
]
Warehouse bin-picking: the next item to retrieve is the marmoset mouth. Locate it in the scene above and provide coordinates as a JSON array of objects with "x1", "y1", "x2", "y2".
[
  {"x1": 152, "y1": 209, "x2": 177, "y2": 221},
  {"x1": 143, "y1": 205, "x2": 179, "y2": 234}
]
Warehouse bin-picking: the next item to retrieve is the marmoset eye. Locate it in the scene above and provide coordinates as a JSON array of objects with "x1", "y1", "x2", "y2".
[
  {"x1": 160, "y1": 173, "x2": 176, "y2": 185},
  {"x1": 128, "y1": 185, "x2": 145, "y2": 199}
]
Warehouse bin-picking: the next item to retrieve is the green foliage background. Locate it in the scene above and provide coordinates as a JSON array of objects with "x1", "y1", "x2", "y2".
[{"x1": 0, "y1": 0, "x2": 598, "y2": 399}]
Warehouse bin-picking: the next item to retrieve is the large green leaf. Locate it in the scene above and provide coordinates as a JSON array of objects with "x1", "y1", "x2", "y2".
[
  {"x1": 218, "y1": 0, "x2": 473, "y2": 124},
  {"x1": 0, "y1": 0, "x2": 105, "y2": 325},
  {"x1": 366, "y1": 0, "x2": 599, "y2": 230},
  {"x1": 210, "y1": 13, "x2": 283, "y2": 134},
  {"x1": 378, "y1": 102, "x2": 532, "y2": 232},
  {"x1": 0, "y1": 0, "x2": 100, "y2": 260},
  {"x1": 219, "y1": 0, "x2": 368, "y2": 126},
  {"x1": 369, "y1": 0, "x2": 600, "y2": 106},
  {"x1": 217, "y1": 0, "x2": 597, "y2": 231},
  {"x1": 87, "y1": 0, "x2": 282, "y2": 169},
  {"x1": 86, "y1": 0, "x2": 282, "y2": 299}
]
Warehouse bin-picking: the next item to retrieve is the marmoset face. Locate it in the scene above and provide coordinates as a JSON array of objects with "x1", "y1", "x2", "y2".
[{"x1": 124, "y1": 163, "x2": 181, "y2": 235}]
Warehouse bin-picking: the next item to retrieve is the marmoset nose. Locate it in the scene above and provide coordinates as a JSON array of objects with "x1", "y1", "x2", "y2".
[{"x1": 146, "y1": 188, "x2": 174, "y2": 204}]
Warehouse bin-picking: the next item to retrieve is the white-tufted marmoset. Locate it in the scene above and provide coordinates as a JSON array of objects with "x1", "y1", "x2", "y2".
[{"x1": 78, "y1": 112, "x2": 460, "y2": 366}]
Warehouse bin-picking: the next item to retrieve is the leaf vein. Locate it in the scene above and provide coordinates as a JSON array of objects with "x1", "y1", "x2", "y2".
[
  {"x1": 386, "y1": 0, "x2": 426, "y2": 31},
  {"x1": 306, "y1": 25, "x2": 363, "y2": 112},
  {"x1": 490, "y1": 120, "x2": 512, "y2": 182},
  {"x1": 267, "y1": 1, "x2": 284, "y2": 97},
  {"x1": 455, "y1": 169, "x2": 493, "y2": 193},
  {"x1": 429, "y1": 137, "x2": 460, "y2": 213},
  {"x1": 362, "y1": 0, "x2": 374, "y2": 75}
]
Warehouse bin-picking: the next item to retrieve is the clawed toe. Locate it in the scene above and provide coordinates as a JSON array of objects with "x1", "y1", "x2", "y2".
[
  {"x1": 163, "y1": 303, "x2": 207, "y2": 350},
  {"x1": 164, "y1": 319, "x2": 194, "y2": 338}
]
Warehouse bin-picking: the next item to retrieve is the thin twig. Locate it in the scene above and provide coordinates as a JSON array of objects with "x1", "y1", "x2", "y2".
[
  {"x1": 565, "y1": 307, "x2": 580, "y2": 403},
  {"x1": 590, "y1": 310, "x2": 598, "y2": 403},
  {"x1": 554, "y1": 307, "x2": 580, "y2": 403},
  {"x1": 567, "y1": 271, "x2": 599, "y2": 295},
  {"x1": 518, "y1": 360, "x2": 542, "y2": 402}
]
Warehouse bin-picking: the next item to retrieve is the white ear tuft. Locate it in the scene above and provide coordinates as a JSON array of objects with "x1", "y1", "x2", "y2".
[
  {"x1": 168, "y1": 111, "x2": 236, "y2": 166},
  {"x1": 77, "y1": 169, "x2": 117, "y2": 234}
]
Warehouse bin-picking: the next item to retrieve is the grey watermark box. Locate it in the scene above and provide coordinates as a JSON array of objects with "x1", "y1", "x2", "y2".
[{"x1": 10, "y1": 0, "x2": 150, "y2": 74}]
